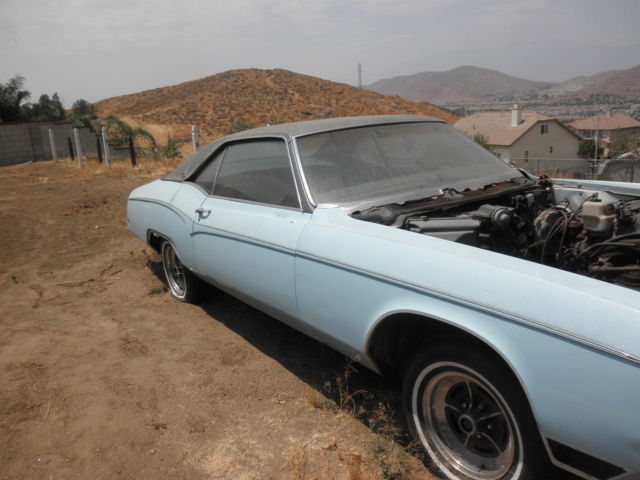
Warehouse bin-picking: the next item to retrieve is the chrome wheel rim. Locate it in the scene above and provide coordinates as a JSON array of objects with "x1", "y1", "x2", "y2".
[
  {"x1": 162, "y1": 243, "x2": 186, "y2": 298},
  {"x1": 413, "y1": 362, "x2": 521, "y2": 480}
]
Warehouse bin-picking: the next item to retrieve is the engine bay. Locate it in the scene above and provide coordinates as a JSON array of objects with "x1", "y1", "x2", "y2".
[{"x1": 353, "y1": 178, "x2": 640, "y2": 289}]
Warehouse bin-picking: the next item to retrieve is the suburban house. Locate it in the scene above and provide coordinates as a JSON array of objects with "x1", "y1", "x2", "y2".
[
  {"x1": 454, "y1": 105, "x2": 585, "y2": 176},
  {"x1": 568, "y1": 110, "x2": 640, "y2": 157}
]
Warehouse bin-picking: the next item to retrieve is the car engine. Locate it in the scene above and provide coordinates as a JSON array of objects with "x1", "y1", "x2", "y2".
[{"x1": 355, "y1": 178, "x2": 640, "y2": 289}]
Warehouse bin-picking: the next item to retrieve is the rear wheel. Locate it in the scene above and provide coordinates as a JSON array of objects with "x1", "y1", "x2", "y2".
[
  {"x1": 160, "y1": 241, "x2": 206, "y2": 304},
  {"x1": 403, "y1": 341, "x2": 549, "y2": 480}
]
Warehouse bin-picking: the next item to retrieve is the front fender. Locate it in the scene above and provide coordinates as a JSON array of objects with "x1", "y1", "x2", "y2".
[{"x1": 294, "y1": 207, "x2": 640, "y2": 473}]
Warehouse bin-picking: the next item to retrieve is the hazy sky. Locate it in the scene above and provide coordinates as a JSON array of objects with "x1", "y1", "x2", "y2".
[{"x1": 1, "y1": 0, "x2": 639, "y2": 106}]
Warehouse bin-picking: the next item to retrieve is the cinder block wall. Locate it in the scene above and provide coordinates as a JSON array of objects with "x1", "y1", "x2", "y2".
[
  {"x1": 0, "y1": 123, "x2": 43, "y2": 166},
  {"x1": 0, "y1": 122, "x2": 100, "y2": 166}
]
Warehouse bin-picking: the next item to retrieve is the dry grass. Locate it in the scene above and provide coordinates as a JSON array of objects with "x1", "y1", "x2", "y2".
[
  {"x1": 317, "y1": 359, "x2": 433, "y2": 480},
  {"x1": 284, "y1": 446, "x2": 308, "y2": 480},
  {"x1": 50, "y1": 155, "x2": 182, "y2": 180}
]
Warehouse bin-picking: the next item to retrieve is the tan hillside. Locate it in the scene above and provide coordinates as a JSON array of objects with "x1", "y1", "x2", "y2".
[
  {"x1": 367, "y1": 65, "x2": 554, "y2": 104},
  {"x1": 570, "y1": 64, "x2": 640, "y2": 98},
  {"x1": 95, "y1": 68, "x2": 459, "y2": 145}
]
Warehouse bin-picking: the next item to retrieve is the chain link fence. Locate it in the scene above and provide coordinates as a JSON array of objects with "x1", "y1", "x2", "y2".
[{"x1": 508, "y1": 157, "x2": 640, "y2": 182}]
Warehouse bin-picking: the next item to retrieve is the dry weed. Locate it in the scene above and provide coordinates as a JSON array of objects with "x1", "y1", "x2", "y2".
[
  {"x1": 306, "y1": 386, "x2": 320, "y2": 409},
  {"x1": 318, "y1": 358, "x2": 434, "y2": 479},
  {"x1": 52, "y1": 155, "x2": 182, "y2": 180},
  {"x1": 347, "y1": 453, "x2": 363, "y2": 480},
  {"x1": 283, "y1": 445, "x2": 308, "y2": 480}
]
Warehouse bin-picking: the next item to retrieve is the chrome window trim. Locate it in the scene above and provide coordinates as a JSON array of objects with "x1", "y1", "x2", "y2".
[
  {"x1": 186, "y1": 145, "x2": 226, "y2": 193},
  {"x1": 202, "y1": 194, "x2": 305, "y2": 213},
  {"x1": 186, "y1": 147, "x2": 225, "y2": 196},
  {"x1": 211, "y1": 145, "x2": 227, "y2": 193},
  {"x1": 289, "y1": 135, "x2": 317, "y2": 208}
]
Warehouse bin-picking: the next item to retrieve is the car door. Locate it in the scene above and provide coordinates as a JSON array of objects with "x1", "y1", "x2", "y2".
[{"x1": 191, "y1": 138, "x2": 311, "y2": 326}]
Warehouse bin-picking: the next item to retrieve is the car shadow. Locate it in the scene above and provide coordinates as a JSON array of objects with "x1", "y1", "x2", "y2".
[
  {"x1": 146, "y1": 259, "x2": 412, "y2": 440},
  {"x1": 149, "y1": 260, "x2": 579, "y2": 480},
  {"x1": 196, "y1": 284, "x2": 407, "y2": 428}
]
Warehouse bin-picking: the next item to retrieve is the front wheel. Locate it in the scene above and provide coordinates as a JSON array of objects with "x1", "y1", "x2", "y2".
[
  {"x1": 403, "y1": 342, "x2": 549, "y2": 480},
  {"x1": 160, "y1": 241, "x2": 206, "y2": 304}
]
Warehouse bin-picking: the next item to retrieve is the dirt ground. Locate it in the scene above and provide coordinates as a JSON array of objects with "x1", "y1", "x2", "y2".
[{"x1": 0, "y1": 159, "x2": 433, "y2": 480}]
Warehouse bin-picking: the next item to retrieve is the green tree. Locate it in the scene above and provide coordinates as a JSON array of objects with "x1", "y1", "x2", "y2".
[
  {"x1": 0, "y1": 75, "x2": 30, "y2": 122},
  {"x1": 579, "y1": 139, "x2": 604, "y2": 159},
  {"x1": 25, "y1": 93, "x2": 65, "y2": 121},
  {"x1": 67, "y1": 99, "x2": 97, "y2": 131},
  {"x1": 98, "y1": 115, "x2": 156, "y2": 153},
  {"x1": 472, "y1": 132, "x2": 490, "y2": 149},
  {"x1": 612, "y1": 131, "x2": 640, "y2": 156},
  {"x1": 67, "y1": 112, "x2": 96, "y2": 131},
  {"x1": 71, "y1": 99, "x2": 97, "y2": 118},
  {"x1": 161, "y1": 135, "x2": 180, "y2": 159}
]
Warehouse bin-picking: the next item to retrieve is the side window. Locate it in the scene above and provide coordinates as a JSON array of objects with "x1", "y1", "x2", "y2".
[
  {"x1": 212, "y1": 139, "x2": 299, "y2": 208},
  {"x1": 192, "y1": 148, "x2": 225, "y2": 193}
]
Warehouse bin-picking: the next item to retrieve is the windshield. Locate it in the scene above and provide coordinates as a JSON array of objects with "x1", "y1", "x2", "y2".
[{"x1": 295, "y1": 122, "x2": 520, "y2": 206}]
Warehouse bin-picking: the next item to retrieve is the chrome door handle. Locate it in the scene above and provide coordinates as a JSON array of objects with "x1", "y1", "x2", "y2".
[{"x1": 195, "y1": 207, "x2": 211, "y2": 215}]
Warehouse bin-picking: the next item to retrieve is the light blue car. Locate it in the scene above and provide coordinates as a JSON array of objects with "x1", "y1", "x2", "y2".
[{"x1": 128, "y1": 116, "x2": 640, "y2": 480}]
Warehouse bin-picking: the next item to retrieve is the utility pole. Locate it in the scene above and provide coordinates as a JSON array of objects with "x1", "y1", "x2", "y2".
[{"x1": 358, "y1": 63, "x2": 362, "y2": 88}]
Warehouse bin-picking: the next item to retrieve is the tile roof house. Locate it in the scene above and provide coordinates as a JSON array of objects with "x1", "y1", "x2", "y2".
[
  {"x1": 568, "y1": 111, "x2": 640, "y2": 157},
  {"x1": 454, "y1": 105, "x2": 586, "y2": 177}
]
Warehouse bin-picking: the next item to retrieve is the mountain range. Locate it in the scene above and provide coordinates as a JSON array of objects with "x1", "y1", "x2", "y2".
[{"x1": 366, "y1": 64, "x2": 640, "y2": 105}]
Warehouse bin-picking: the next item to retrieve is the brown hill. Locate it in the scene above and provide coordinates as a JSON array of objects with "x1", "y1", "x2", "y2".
[
  {"x1": 366, "y1": 65, "x2": 554, "y2": 104},
  {"x1": 95, "y1": 69, "x2": 458, "y2": 145},
  {"x1": 541, "y1": 69, "x2": 622, "y2": 96},
  {"x1": 568, "y1": 64, "x2": 640, "y2": 98}
]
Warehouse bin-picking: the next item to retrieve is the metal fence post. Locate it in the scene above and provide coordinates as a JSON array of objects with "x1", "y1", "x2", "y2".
[
  {"x1": 67, "y1": 137, "x2": 75, "y2": 160},
  {"x1": 73, "y1": 128, "x2": 83, "y2": 166},
  {"x1": 96, "y1": 136, "x2": 103, "y2": 163},
  {"x1": 102, "y1": 127, "x2": 111, "y2": 169},
  {"x1": 192, "y1": 125, "x2": 200, "y2": 153},
  {"x1": 48, "y1": 128, "x2": 57, "y2": 161},
  {"x1": 128, "y1": 136, "x2": 137, "y2": 167}
]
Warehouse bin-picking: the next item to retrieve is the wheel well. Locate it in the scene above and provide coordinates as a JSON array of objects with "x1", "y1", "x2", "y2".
[
  {"x1": 368, "y1": 313, "x2": 514, "y2": 380},
  {"x1": 147, "y1": 230, "x2": 165, "y2": 253}
]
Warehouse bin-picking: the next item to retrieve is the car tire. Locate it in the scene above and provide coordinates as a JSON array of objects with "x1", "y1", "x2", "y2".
[
  {"x1": 160, "y1": 241, "x2": 206, "y2": 304},
  {"x1": 403, "y1": 340, "x2": 550, "y2": 480}
]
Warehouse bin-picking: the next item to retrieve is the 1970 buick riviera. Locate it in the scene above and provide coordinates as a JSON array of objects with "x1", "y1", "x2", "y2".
[{"x1": 128, "y1": 116, "x2": 640, "y2": 480}]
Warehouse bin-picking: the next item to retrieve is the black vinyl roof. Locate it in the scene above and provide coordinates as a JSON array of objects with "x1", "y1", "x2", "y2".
[{"x1": 164, "y1": 115, "x2": 443, "y2": 182}]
